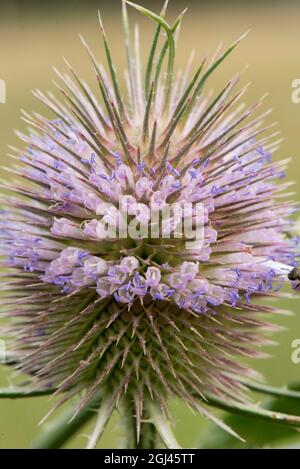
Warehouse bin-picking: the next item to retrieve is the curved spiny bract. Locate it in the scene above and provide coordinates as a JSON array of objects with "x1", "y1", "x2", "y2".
[{"x1": 0, "y1": 1, "x2": 298, "y2": 448}]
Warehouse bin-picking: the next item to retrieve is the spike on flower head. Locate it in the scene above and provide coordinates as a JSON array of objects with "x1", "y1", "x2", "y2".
[{"x1": 0, "y1": 1, "x2": 299, "y2": 448}]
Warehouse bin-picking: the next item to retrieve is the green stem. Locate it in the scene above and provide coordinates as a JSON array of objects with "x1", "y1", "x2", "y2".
[
  {"x1": 205, "y1": 393, "x2": 300, "y2": 428},
  {"x1": 31, "y1": 393, "x2": 102, "y2": 449},
  {"x1": 0, "y1": 386, "x2": 55, "y2": 398},
  {"x1": 120, "y1": 398, "x2": 137, "y2": 449},
  {"x1": 138, "y1": 420, "x2": 157, "y2": 449},
  {"x1": 121, "y1": 397, "x2": 157, "y2": 449},
  {"x1": 235, "y1": 377, "x2": 300, "y2": 400}
]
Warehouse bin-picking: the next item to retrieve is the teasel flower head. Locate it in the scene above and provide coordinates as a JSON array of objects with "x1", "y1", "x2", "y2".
[{"x1": 1, "y1": 1, "x2": 300, "y2": 449}]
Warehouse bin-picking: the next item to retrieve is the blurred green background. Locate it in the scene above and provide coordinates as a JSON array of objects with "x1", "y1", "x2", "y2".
[{"x1": 1, "y1": 0, "x2": 300, "y2": 448}]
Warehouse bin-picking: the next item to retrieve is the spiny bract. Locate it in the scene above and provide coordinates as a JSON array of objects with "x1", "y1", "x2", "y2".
[{"x1": 0, "y1": 1, "x2": 298, "y2": 448}]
